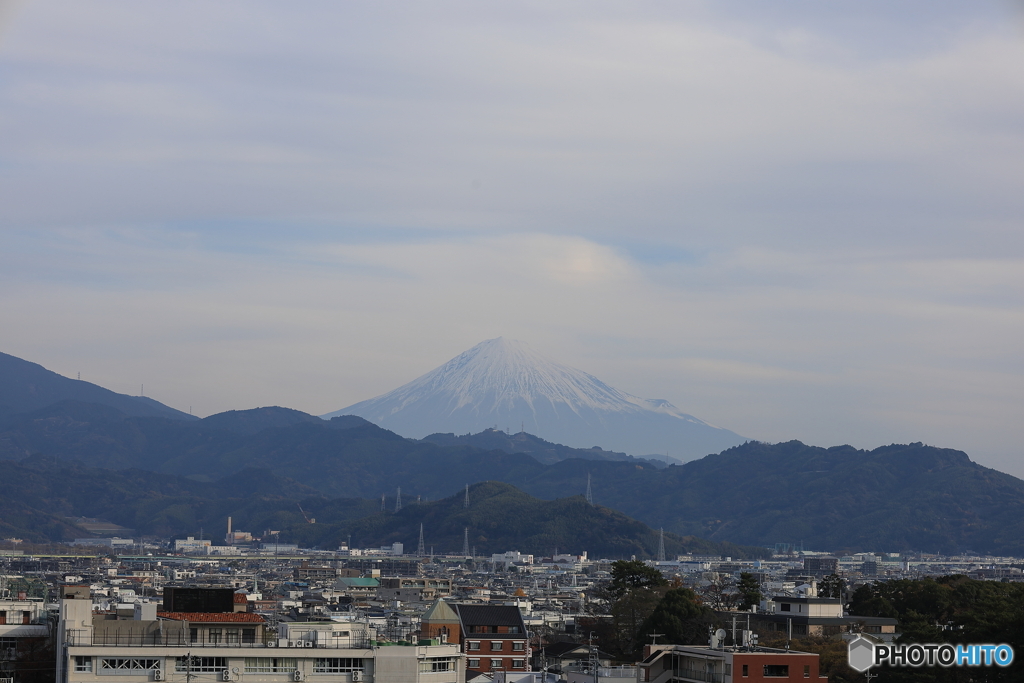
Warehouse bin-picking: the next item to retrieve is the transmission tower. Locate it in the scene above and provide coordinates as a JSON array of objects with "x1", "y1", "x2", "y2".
[
  {"x1": 417, "y1": 523, "x2": 425, "y2": 556},
  {"x1": 462, "y1": 528, "x2": 470, "y2": 557},
  {"x1": 395, "y1": 487, "x2": 402, "y2": 512},
  {"x1": 464, "y1": 484, "x2": 470, "y2": 509},
  {"x1": 585, "y1": 473, "x2": 594, "y2": 506},
  {"x1": 381, "y1": 494, "x2": 386, "y2": 512},
  {"x1": 657, "y1": 528, "x2": 666, "y2": 562}
]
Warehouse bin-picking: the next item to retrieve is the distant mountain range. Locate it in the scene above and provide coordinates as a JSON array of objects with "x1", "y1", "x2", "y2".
[
  {"x1": 0, "y1": 350, "x2": 194, "y2": 423},
  {"x1": 2, "y1": 398, "x2": 1024, "y2": 554},
  {"x1": 5, "y1": 348, "x2": 1024, "y2": 556},
  {"x1": 324, "y1": 338, "x2": 746, "y2": 462},
  {"x1": 421, "y1": 427, "x2": 669, "y2": 467}
]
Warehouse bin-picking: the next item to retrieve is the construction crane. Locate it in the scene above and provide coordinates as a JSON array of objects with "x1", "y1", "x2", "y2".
[{"x1": 297, "y1": 504, "x2": 315, "y2": 524}]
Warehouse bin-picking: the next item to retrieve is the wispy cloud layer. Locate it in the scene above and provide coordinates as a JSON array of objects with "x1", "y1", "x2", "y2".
[{"x1": 1, "y1": 2, "x2": 1023, "y2": 475}]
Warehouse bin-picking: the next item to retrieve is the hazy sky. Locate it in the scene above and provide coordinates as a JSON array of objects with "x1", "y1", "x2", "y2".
[{"x1": 2, "y1": 2, "x2": 1024, "y2": 475}]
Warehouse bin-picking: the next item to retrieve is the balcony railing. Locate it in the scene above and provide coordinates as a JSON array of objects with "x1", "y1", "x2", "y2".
[
  {"x1": 564, "y1": 665, "x2": 639, "y2": 679},
  {"x1": 64, "y1": 630, "x2": 373, "y2": 650}
]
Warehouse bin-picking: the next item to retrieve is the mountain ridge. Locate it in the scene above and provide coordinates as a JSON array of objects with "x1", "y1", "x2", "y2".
[{"x1": 0, "y1": 350, "x2": 195, "y2": 422}]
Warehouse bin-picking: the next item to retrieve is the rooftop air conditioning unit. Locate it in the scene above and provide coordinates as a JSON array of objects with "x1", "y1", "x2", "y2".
[
  {"x1": 267, "y1": 641, "x2": 277, "y2": 648},
  {"x1": 293, "y1": 671, "x2": 304, "y2": 682},
  {"x1": 304, "y1": 642, "x2": 314, "y2": 648},
  {"x1": 222, "y1": 670, "x2": 232, "y2": 682},
  {"x1": 154, "y1": 672, "x2": 164, "y2": 682},
  {"x1": 351, "y1": 672, "x2": 362, "y2": 682}
]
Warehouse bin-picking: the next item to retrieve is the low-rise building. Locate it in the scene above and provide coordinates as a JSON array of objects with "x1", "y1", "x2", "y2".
[
  {"x1": 56, "y1": 587, "x2": 463, "y2": 683},
  {"x1": 641, "y1": 644, "x2": 827, "y2": 683}
]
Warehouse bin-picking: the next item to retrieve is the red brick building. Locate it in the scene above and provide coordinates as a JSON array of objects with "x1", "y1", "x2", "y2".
[{"x1": 421, "y1": 600, "x2": 529, "y2": 675}]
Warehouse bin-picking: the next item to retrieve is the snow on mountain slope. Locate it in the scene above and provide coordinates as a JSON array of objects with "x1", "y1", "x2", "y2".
[{"x1": 323, "y1": 338, "x2": 746, "y2": 461}]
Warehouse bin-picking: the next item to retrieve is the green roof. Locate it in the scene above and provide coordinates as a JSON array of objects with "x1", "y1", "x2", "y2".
[{"x1": 421, "y1": 598, "x2": 459, "y2": 623}]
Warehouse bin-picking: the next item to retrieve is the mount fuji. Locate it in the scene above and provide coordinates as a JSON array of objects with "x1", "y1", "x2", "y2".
[{"x1": 323, "y1": 338, "x2": 746, "y2": 462}]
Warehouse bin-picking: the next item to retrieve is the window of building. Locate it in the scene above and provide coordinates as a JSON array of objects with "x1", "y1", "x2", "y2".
[
  {"x1": 75, "y1": 656, "x2": 93, "y2": 673},
  {"x1": 490, "y1": 660, "x2": 502, "y2": 669},
  {"x1": 512, "y1": 642, "x2": 525, "y2": 651},
  {"x1": 313, "y1": 659, "x2": 364, "y2": 674},
  {"x1": 764, "y1": 665, "x2": 789, "y2": 677},
  {"x1": 176, "y1": 657, "x2": 227, "y2": 673},
  {"x1": 467, "y1": 642, "x2": 481, "y2": 651},
  {"x1": 245, "y1": 659, "x2": 298, "y2": 674},
  {"x1": 508, "y1": 627, "x2": 520, "y2": 634},
  {"x1": 208, "y1": 628, "x2": 222, "y2": 644},
  {"x1": 189, "y1": 628, "x2": 198, "y2": 642},
  {"x1": 419, "y1": 658, "x2": 456, "y2": 673},
  {"x1": 724, "y1": 664, "x2": 731, "y2": 676},
  {"x1": 101, "y1": 659, "x2": 162, "y2": 675},
  {"x1": 226, "y1": 629, "x2": 239, "y2": 644},
  {"x1": 804, "y1": 664, "x2": 810, "y2": 678},
  {"x1": 780, "y1": 603, "x2": 791, "y2": 612},
  {"x1": 467, "y1": 660, "x2": 480, "y2": 668},
  {"x1": 742, "y1": 664, "x2": 748, "y2": 677},
  {"x1": 490, "y1": 642, "x2": 503, "y2": 651},
  {"x1": 242, "y1": 628, "x2": 256, "y2": 644},
  {"x1": 512, "y1": 660, "x2": 525, "y2": 669}
]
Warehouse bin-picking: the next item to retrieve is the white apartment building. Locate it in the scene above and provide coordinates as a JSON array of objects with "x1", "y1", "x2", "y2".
[{"x1": 56, "y1": 588, "x2": 464, "y2": 683}]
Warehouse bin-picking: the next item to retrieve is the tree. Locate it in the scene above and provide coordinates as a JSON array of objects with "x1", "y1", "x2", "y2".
[
  {"x1": 641, "y1": 588, "x2": 715, "y2": 647},
  {"x1": 605, "y1": 560, "x2": 670, "y2": 658},
  {"x1": 819, "y1": 574, "x2": 844, "y2": 600},
  {"x1": 737, "y1": 572, "x2": 762, "y2": 610},
  {"x1": 609, "y1": 560, "x2": 668, "y2": 597}
]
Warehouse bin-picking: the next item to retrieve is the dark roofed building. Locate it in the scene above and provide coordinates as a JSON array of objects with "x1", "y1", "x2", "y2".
[{"x1": 421, "y1": 601, "x2": 528, "y2": 675}]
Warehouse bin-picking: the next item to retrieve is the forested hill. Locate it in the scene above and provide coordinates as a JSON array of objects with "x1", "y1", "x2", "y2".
[
  {"x1": 3, "y1": 399, "x2": 1024, "y2": 554},
  {"x1": 0, "y1": 458, "x2": 764, "y2": 559}
]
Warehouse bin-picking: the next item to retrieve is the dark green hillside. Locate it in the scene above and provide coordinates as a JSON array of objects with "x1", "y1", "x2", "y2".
[
  {"x1": 4, "y1": 398, "x2": 1024, "y2": 554},
  {"x1": 0, "y1": 458, "x2": 761, "y2": 559},
  {"x1": 282, "y1": 481, "x2": 764, "y2": 559},
  {"x1": 0, "y1": 402, "x2": 549, "y2": 495}
]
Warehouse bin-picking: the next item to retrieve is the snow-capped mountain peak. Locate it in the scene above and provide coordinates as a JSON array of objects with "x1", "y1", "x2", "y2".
[{"x1": 324, "y1": 338, "x2": 745, "y2": 461}]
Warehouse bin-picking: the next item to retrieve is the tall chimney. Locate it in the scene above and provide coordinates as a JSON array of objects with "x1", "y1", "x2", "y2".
[{"x1": 226, "y1": 516, "x2": 233, "y2": 545}]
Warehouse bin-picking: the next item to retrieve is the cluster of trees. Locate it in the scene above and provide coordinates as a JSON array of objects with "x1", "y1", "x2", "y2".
[{"x1": 584, "y1": 561, "x2": 718, "y2": 659}]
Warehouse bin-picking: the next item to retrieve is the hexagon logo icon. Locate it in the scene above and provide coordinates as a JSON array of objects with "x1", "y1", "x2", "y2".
[{"x1": 848, "y1": 635, "x2": 875, "y2": 673}]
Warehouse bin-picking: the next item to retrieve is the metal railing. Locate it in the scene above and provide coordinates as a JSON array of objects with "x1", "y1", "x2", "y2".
[
  {"x1": 564, "y1": 665, "x2": 639, "y2": 679},
  {"x1": 65, "y1": 630, "x2": 372, "y2": 649}
]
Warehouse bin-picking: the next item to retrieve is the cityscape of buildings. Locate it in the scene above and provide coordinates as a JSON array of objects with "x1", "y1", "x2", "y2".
[{"x1": 4, "y1": 530, "x2": 1024, "y2": 683}]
